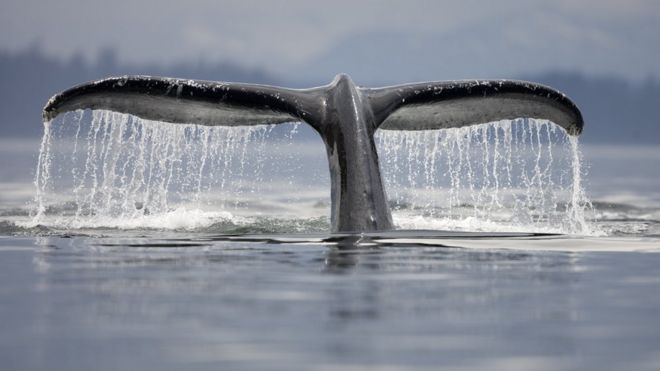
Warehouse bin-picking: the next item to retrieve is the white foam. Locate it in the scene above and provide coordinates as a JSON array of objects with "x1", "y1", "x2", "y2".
[
  {"x1": 23, "y1": 207, "x2": 240, "y2": 230},
  {"x1": 392, "y1": 213, "x2": 605, "y2": 236}
]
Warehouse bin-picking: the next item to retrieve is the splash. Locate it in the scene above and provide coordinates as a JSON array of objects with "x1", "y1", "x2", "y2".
[
  {"x1": 29, "y1": 112, "x2": 594, "y2": 234},
  {"x1": 376, "y1": 119, "x2": 595, "y2": 234},
  {"x1": 29, "y1": 110, "x2": 326, "y2": 230}
]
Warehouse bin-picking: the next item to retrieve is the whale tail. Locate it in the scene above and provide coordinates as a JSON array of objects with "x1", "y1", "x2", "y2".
[
  {"x1": 44, "y1": 75, "x2": 583, "y2": 135},
  {"x1": 43, "y1": 74, "x2": 584, "y2": 232}
]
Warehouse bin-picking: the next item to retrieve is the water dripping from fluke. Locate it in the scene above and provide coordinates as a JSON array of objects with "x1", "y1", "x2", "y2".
[
  {"x1": 33, "y1": 74, "x2": 595, "y2": 235},
  {"x1": 28, "y1": 110, "x2": 304, "y2": 231},
  {"x1": 376, "y1": 119, "x2": 595, "y2": 234}
]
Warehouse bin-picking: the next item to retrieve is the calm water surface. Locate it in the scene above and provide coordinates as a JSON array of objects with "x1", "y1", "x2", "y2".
[{"x1": 1, "y1": 234, "x2": 660, "y2": 371}]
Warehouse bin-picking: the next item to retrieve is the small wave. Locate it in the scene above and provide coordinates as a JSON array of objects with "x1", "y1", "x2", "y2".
[
  {"x1": 0, "y1": 220, "x2": 56, "y2": 236},
  {"x1": 200, "y1": 216, "x2": 330, "y2": 234},
  {"x1": 21, "y1": 208, "x2": 234, "y2": 231},
  {"x1": 16, "y1": 207, "x2": 330, "y2": 235},
  {"x1": 392, "y1": 213, "x2": 605, "y2": 236}
]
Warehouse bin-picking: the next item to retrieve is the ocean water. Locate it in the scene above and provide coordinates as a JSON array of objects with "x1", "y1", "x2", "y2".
[{"x1": 0, "y1": 116, "x2": 659, "y2": 371}]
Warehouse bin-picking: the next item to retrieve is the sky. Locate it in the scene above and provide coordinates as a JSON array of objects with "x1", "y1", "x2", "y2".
[{"x1": 2, "y1": 0, "x2": 659, "y2": 83}]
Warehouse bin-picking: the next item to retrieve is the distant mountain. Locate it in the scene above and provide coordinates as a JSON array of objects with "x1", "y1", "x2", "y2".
[{"x1": 1, "y1": 48, "x2": 658, "y2": 143}]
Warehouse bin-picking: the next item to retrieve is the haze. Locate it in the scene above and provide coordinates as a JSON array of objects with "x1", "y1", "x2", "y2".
[{"x1": 2, "y1": 0, "x2": 659, "y2": 83}]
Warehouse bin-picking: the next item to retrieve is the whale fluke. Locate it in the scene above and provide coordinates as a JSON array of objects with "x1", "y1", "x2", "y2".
[
  {"x1": 366, "y1": 80, "x2": 583, "y2": 135},
  {"x1": 43, "y1": 75, "x2": 320, "y2": 127},
  {"x1": 43, "y1": 74, "x2": 584, "y2": 232}
]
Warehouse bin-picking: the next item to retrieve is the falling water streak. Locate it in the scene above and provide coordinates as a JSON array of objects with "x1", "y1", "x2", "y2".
[
  {"x1": 128, "y1": 118, "x2": 149, "y2": 215},
  {"x1": 235, "y1": 126, "x2": 263, "y2": 208},
  {"x1": 480, "y1": 125, "x2": 491, "y2": 219},
  {"x1": 489, "y1": 125, "x2": 499, "y2": 211},
  {"x1": 196, "y1": 127, "x2": 210, "y2": 203},
  {"x1": 118, "y1": 118, "x2": 137, "y2": 214},
  {"x1": 427, "y1": 131, "x2": 440, "y2": 217},
  {"x1": 506, "y1": 126, "x2": 515, "y2": 200},
  {"x1": 142, "y1": 122, "x2": 158, "y2": 211},
  {"x1": 33, "y1": 112, "x2": 593, "y2": 234},
  {"x1": 423, "y1": 131, "x2": 433, "y2": 197},
  {"x1": 568, "y1": 135, "x2": 592, "y2": 233},
  {"x1": 99, "y1": 112, "x2": 115, "y2": 205},
  {"x1": 156, "y1": 125, "x2": 174, "y2": 209},
  {"x1": 531, "y1": 121, "x2": 544, "y2": 222},
  {"x1": 33, "y1": 120, "x2": 53, "y2": 219},
  {"x1": 89, "y1": 112, "x2": 104, "y2": 213},
  {"x1": 543, "y1": 124, "x2": 556, "y2": 212},
  {"x1": 251, "y1": 128, "x2": 267, "y2": 196},
  {"x1": 219, "y1": 127, "x2": 236, "y2": 199},
  {"x1": 279, "y1": 122, "x2": 306, "y2": 204},
  {"x1": 376, "y1": 119, "x2": 594, "y2": 234},
  {"x1": 161, "y1": 126, "x2": 180, "y2": 206},
  {"x1": 445, "y1": 131, "x2": 457, "y2": 214},
  {"x1": 101, "y1": 113, "x2": 126, "y2": 214},
  {"x1": 30, "y1": 110, "x2": 285, "y2": 228},
  {"x1": 70, "y1": 111, "x2": 84, "y2": 186}
]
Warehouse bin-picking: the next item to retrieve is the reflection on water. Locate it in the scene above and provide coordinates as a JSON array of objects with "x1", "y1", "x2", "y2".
[{"x1": 2, "y1": 235, "x2": 660, "y2": 371}]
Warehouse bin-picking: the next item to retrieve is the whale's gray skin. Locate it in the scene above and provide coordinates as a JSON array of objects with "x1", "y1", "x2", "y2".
[{"x1": 44, "y1": 74, "x2": 584, "y2": 232}]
